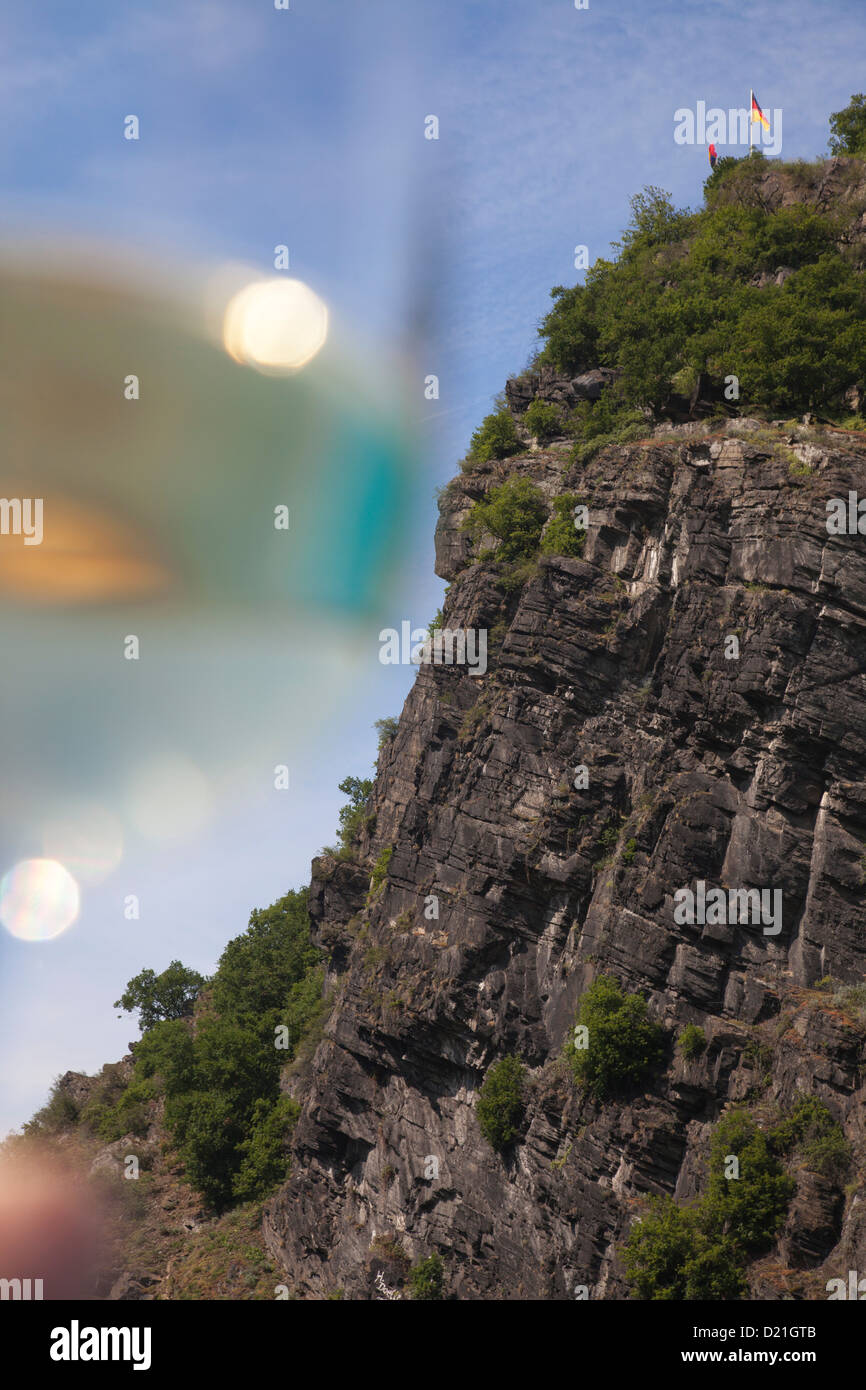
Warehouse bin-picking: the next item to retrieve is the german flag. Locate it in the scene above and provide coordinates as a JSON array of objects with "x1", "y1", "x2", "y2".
[{"x1": 751, "y1": 92, "x2": 770, "y2": 131}]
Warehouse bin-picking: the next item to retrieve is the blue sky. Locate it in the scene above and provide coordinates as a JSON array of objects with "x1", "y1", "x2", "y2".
[{"x1": 2, "y1": 0, "x2": 865, "y2": 1134}]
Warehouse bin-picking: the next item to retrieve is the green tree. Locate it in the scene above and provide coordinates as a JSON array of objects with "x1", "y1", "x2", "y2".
[
  {"x1": 540, "y1": 493, "x2": 586, "y2": 557},
  {"x1": 468, "y1": 408, "x2": 521, "y2": 465},
  {"x1": 524, "y1": 398, "x2": 561, "y2": 444},
  {"x1": 23, "y1": 1077, "x2": 79, "y2": 1134},
  {"x1": 623, "y1": 1196, "x2": 695, "y2": 1299},
  {"x1": 374, "y1": 716, "x2": 399, "y2": 751},
  {"x1": 161, "y1": 1014, "x2": 286, "y2": 1208},
  {"x1": 105, "y1": 889, "x2": 326, "y2": 1211},
  {"x1": 703, "y1": 154, "x2": 741, "y2": 198},
  {"x1": 114, "y1": 960, "x2": 206, "y2": 1033},
  {"x1": 616, "y1": 186, "x2": 694, "y2": 257},
  {"x1": 476, "y1": 1056, "x2": 526, "y2": 1151},
  {"x1": 211, "y1": 889, "x2": 319, "y2": 1029},
  {"x1": 769, "y1": 1095, "x2": 851, "y2": 1181},
  {"x1": 133, "y1": 1017, "x2": 196, "y2": 1093},
  {"x1": 336, "y1": 776, "x2": 373, "y2": 853},
  {"x1": 678, "y1": 1024, "x2": 706, "y2": 1059},
  {"x1": 702, "y1": 1110, "x2": 795, "y2": 1254},
  {"x1": 622, "y1": 1196, "x2": 746, "y2": 1301},
  {"x1": 829, "y1": 94, "x2": 866, "y2": 157},
  {"x1": 409, "y1": 1252, "x2": 444, "y2": 1300},
  {"x1": 623, "y1": 1106, "x2": 804, "y2": 1299},
  {"x1": 538, "y1": 165, "x2": 866, "y2": 420},
  {"x1": 232, "y1": 1095, "x2": 301, "y2": 1203},
  {"x1": 462, "y1": 477, "x2": 548, "y2": 562},
  {"x1": 167, "y1": 1088, "x2": 244, "y2": 1208},
  {"x1": 566, "y1": 975, "x2": 665, "y2": 1101}
]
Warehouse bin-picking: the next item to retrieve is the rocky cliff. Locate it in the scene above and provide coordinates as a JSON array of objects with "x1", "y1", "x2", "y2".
[
  {"x1": 22, "y1": 149, "x2": 866, "y2": 1305},
  {"x1": 263, "y1": 405, "x2": 866, "y2": 1299}
]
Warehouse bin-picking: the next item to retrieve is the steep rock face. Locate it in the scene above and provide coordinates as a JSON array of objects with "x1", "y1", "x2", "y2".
[
  {"x1": 712, "y1": 155, "x2": 866, "y2": 250},
  {"x1": 505, "y1": 364, "x2": 622, "y2": 414},
  {"x1": 264, "y1": 418, "x2": 866, "y2": 1299}
]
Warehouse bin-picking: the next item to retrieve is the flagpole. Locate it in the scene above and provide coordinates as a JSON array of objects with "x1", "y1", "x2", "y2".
[{"x1": 749, "y1": 89, "x2": 753, "y2": 155}]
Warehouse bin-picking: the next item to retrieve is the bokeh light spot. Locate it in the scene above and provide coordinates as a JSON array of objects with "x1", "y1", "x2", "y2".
[
  {"x1": 222, "y1": 278, "x2": 328, "y2": 372},
  {"x1": 0, "y1": 859, "x2": 80, "y2": 942}
]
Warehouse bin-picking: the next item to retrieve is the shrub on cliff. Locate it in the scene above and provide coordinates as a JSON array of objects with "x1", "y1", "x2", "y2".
[
  {"x1": 769, "y1": 1095, "x2": 851, "y2": 1180},
  {"x1": 477, "y1": 1055, "x2": 527, "y2": 1151},
  {"x1": 702, "y1": 1110, "x2": 795, "y2": 1254},
  {"x1": 78, "y1": 1062, "x2": 149, "y2": 1140},
  {"x1": 375, "y1": 715, "x2": 399, "y2": 750},
  {"x1": 409, "y1": 1252, "x2": 445, "y2": 1300},
  {"x1": 623, "y1": 1108, "x2": 799, "y2": 1299},
  {"x1": 24, "y1": 1077, "x2": 80, "y2": 1135},
  {"x1": 367, "y1": 844, "x2": 393, "y2": 899},
  {"x1": 622, "y1": 1196, "x2": 746, "y2": 1301},
  {"x1": 568, "y1": 389, "x2": 647, "y2": 465},
  {"x1": 334, "y1": 775, "x2": 374, "y2": 856},
  {"x1": 677, "y1": 1024, "x2": 707, "y2": 1059},
  {"x1": 540, "y1": 493, "x2": 586, "y2": 557},
  {"x1": 524, "y1": 397, "x2": 561, "y2": 444},
  {"x1": 462, "y1": 476, "x2": 547, "y2": 562},
  {"x1": 566, "y1": 975, "x2": 665, "y2": 1101},
  {"x1": 466, "y1": 408, "x2": 522, "y2": 466}
]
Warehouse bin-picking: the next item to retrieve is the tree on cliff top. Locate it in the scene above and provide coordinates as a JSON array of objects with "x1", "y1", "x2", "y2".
[
  {"x1": 114, "y1": 960, "x2": 206, "y2": 1033},
  {"x1": 539, "y1": 166, "x2": 866, "y2": 419},
  {"x1": 829, "y1": 93, "x2": 866, "y2": 158}
]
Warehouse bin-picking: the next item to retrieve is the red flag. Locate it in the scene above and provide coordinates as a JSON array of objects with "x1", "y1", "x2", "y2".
[{"x1": 708, "y1": 143, "x2": 718, "y2": 169}]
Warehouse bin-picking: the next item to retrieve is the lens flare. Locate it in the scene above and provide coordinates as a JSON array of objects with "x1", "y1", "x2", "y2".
[
  {"x1": 41, "y1": 803, "x2": 123, "y2": 886},
  {"x1": 0, "y1": 255, "x2": 411, "y2": 842},
  {"x1": 0, "y1": 859, "x2": 80, "y2": 941},
  {"x1": 126, "y1": 754, "x2": 211, "y2": 844},
  {"x1": 222, "y1": 278, "x2": 328, "y2": 372},
  {"x1": 0, "y1": 1152, "x2": 105, "y2": 1299},
  {"x1": 0, "y1": 494, "x2": 172, "y2": 605}
]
